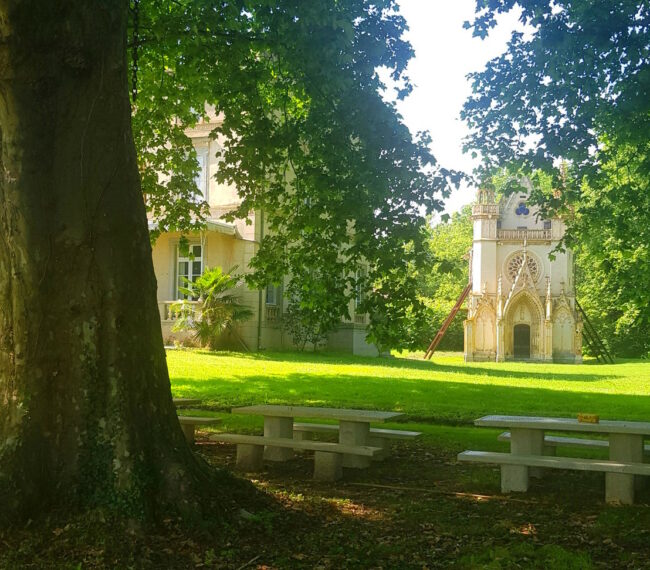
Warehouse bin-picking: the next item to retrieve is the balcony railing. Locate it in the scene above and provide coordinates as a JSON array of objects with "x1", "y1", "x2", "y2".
[
  {"x1": 265, "y1": 305, "x2": 281, "y2": 323},
  {"x1": 497, "y1": 229, "x2": 551, "y2": 241},
  {"x1": 159, "y1": 300, "x2": 200, "y2": 321},
  {"x1": 354, "y1": 314, "x2": 367, "y2": 325},
  {"x1": 472, "y1": 203, "x2": 499, "y2": 216}
]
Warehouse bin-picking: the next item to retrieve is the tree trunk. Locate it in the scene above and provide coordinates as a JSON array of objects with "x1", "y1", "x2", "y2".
[{"x1": 0, "y1": 1, "x2": 222, "y2": 522}]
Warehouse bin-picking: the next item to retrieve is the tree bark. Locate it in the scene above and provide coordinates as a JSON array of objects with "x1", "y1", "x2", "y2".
[{"x1": 0, "y1": 1, "x2": 222, "y2": 521}]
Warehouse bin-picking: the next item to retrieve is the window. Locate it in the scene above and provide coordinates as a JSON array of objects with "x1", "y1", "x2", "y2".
[
  {"x1": 515, "y1": 202, "x2": 530, "y2": 216},
  {"x1": 177, "y1": 244, "x2": 203, "y2": 299},
  {"x1": 543, "y1": 220, "x2": 552, "y2": 230},
  {"x1": 355, "y1": 268, "x2": 367, "y2": 308},
  {"x1": 194, "y1": 151, "x2": 208, "y2": 201},
  {"x1": 265, "y1": 284, "x2": 282, "y2": 306}
]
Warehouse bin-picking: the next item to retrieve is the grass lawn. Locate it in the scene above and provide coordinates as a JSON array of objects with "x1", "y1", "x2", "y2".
[{"x1": 168, "y1": 349, "x2": 650, "y2": 424}]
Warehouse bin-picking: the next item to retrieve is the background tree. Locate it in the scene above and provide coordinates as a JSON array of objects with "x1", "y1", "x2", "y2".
[
  {"x1": 463, "y1": 0, "x2": 650, "y2": 356},
  {"x1": 416, "y1": 208, "x2": 473, "y2": 352},
  {"x1": 133, "y1": 1, "x2": 457, "y2": 349}
]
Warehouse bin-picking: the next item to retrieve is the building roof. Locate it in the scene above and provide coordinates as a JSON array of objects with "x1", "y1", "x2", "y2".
[{"x1": 147, "y1": 218, "x2": 243, "y2": 239}]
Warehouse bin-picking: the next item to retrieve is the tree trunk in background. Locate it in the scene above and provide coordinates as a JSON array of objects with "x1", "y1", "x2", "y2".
[{"x1": 0, "y1": 1, "x2": 219, "y2": 522}]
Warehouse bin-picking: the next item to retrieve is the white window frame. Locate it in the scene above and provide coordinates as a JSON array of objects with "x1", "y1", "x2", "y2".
[
  {"x1": 194, "y1": 148, "x2": 209, "y2": 202},
  {"x1": 176, "y1": 243, "x2": 204, "y2": 300}
]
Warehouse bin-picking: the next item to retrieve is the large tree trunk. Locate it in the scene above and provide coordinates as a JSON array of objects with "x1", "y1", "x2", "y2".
[{"x1": 0, "y1": 1, "x2": 220, "y2": 521}]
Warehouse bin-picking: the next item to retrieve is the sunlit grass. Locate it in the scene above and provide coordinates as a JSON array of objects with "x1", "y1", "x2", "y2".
[{"x1": 168, "y1": 349, "x2": 650, "y2": 423}]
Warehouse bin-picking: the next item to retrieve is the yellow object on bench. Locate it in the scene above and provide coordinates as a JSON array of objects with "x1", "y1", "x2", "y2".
[{"x1": 578, "y1": 413, "x2": 600, "y2": 424}]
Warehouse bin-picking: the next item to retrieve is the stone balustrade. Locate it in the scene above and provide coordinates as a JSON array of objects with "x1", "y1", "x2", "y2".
[
  {"x1": 265, "y1": 305, "x2": 281, "y2": 322},
  {"x1": 159, "y1": 300, "x2": 200, "y2": 321},
  {"x1": 472, "y1": 203, "x2": 500, "y2": 216},
  {"x1": 497, "y1": 228, "x2": 552, "y2": 241}
]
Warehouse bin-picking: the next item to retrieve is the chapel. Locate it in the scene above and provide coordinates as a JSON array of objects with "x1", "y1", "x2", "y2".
[{"x1": 464, "y1": 185, "x2": 583, "y2": 363}]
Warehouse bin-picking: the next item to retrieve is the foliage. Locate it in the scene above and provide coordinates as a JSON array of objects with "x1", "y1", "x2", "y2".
[
  {"x1": 464, "y1": 0, "x2": 650, "y2": 180},
  {"x1": 417, "y1": 207, "x2": 473, "y2": 351},
  {"x1": 573, "y1": 146, "x2": 650, "y2": 357},
  {"x1": 363, "y1": 239, "x2": 431, "y2": 354},
  {"x1": 172, "y1": 267, "x2": 253, "y2": 349},
  {"x1": 281, "y1": 279, "x2": 343, "y2": 351},
  {"x1": 132, "y1": 1, "x2": 457, "y2": 349},
  {"x1": 463, "y1": 1, "x2": 650, "y2": 355}
]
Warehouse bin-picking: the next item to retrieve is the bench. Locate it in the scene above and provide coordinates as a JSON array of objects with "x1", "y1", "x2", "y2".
[
  {"x1": 292, "y1": 423, "x2": 421, "y2": 460},
  {"x1": 497, "y1": 431, "x2": 650, "y2": 455},
  {"x1": 210, "y1": 433, "x2": 382, "y2": 481},
  {"x1": 458, "y1": 450, "x2": 650, "y2": 504},
  {"x1": 178, "y1": 416, "x2": 221, "y2": 443}
]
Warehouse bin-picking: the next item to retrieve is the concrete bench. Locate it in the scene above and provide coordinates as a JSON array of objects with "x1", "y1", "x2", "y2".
[
  {"x1": 458, "y1": 450, "x2": 650, "y2": 504},
  {"x1": 178, "y1": 416, "x2": 221, "y2": 443},
  {"x1": 497, "y1": 431, "x2": 650, "y2": 455},
  {"x1": 210, "y1": 433, "x2": 382, "y2": 481},
  {"x1": 292, "y1": 423, "x2": 421, "y2": 460}
]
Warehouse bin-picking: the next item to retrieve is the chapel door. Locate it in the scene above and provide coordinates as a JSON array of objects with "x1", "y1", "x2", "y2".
[{"x1": 513, "y1": 324, "x2": 531, "y2": 359}]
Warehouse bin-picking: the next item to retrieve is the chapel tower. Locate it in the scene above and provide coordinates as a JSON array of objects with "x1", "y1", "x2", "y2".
[{"x1": 464, "y1": 184, "x2": 582, "y2": 362}]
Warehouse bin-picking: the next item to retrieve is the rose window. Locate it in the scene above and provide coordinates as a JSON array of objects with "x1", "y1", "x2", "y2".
[{"x1": 506, "y1": 252, "x2": 540, "y2": 282}]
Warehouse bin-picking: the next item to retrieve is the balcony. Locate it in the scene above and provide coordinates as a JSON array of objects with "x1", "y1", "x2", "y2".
[
  {"x1": 159, "y1": 300, "x2": 200, "y2": 322},
  {"x1": 497, "y1": 229, "x2": 551, "y2": 242},
  {"x1": 472, "y1": 203, "x2": 499, "y2": 217},
  {"x1": 265, "y1": 305, "x2": 281, "y2": 323}
]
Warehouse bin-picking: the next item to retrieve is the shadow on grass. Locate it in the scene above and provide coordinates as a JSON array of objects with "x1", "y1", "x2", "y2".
[
  {"x1": 179, "y1": 349, "x2": 625, "y2": 383},
  {"x1": 173, "y1": 371, "x2": 647, "y2": 424}
]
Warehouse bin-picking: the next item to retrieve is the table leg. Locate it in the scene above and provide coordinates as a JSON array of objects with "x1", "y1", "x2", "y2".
[
  {"x1": 606, "y1": 433, "x2": 643, "y2": 505},
  {"x1": 339, "y1": 421, "x2": 370, "y2": 468},
  {"x1": 503, "y1": 428, "x2": 544, "y2": 492},
  {"x1": 263, "y1": 416, "x2": 294, "y2": 461}
]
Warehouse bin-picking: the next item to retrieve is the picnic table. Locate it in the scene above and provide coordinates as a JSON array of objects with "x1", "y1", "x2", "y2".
[
  {"x1": 231, "y1": 405, "x2": 404, "y2": 468},
  {"x1": 459, "y1": 415, "x2": 650, "y2": 504},
  {"x1": 173, "y1": 398, "x2": 202, "y2": 407}
]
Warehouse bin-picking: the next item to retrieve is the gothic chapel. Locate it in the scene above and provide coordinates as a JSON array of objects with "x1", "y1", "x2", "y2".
[{"x1": 464, "y1": 186, "x2": 583, "y2": 363}]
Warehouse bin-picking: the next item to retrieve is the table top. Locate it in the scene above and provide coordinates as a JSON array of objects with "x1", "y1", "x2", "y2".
[
  {"x1": 173, "y1": 398, "x2": 202, "y2": 406},
  {"x1": 475, "y1": 415, "x2": 650, "y2": 436},
  {"x1": 232, "y1": 405, "x2": 403, "y2": 423}
]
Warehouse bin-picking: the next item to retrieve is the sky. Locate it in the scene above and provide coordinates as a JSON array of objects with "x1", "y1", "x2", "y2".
[{"x1": 386, "y1": 1, "x2": 522, "y2": 220}]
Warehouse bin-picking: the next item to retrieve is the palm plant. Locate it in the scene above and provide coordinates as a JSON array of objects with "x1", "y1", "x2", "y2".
[{"x1": 172, "y1": 266, "x2": 253, "y2": 349}]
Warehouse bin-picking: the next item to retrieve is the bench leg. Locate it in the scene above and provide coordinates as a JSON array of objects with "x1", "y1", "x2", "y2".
[
  {"x1": 606, "y1": 473, "x2": 635, "y2": 505},
  {"x1": 501, "y1": 465, "x2": 529, "y2": 493},
  {"x1": 607, "y1": 433, "x2": 643, "y2": 504},
  {"x1": 236, "y1": 444, "x2": 264, "y2": 472},
  {"x1": 264, "y1": 416, "x2": 294, "y2": 462},
  {"x1": 339, "y1": 421, "x2": 371, "y2": 468},
  {"x1": 368, "y1": 436, "x2": 389, "y2": 462},
  {"x1": 181, "y1": 424, "x2": 196, "y2": 444},
  {"x1": 293, "y1": 430, "x2": 312, "y2": 453},
  {"x1": 313, "y1": 452, "x2": 343, "y2": 481},
  {"x1": 511, "y1": 428, "x2": 544, "y2": 480}
]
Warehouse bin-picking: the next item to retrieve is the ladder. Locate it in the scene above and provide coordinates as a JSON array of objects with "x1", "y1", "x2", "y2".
[
  {"x1": 424, "y1": 283, "x2": 471, "y2": 360},
  {"x1": 575, "y1": 299, "x2": 615, "y2": 364}
]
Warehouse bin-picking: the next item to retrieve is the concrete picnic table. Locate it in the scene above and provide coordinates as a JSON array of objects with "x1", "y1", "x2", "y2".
[
  {"x1": 173, "y1": 398, "x2": 202, "y2": 407},
  {"x1": 231, "y1": 405, "x2": 404, "y2": 468},
  {"x1": 474, "y1": 415, "x2": 650, "y2": 503}
]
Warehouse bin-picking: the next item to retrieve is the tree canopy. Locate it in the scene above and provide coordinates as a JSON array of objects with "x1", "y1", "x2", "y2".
[
  {"x1": 133, "y1": 0, "x2": 457, "y2": 347},
  {"x1": 464, "y1": 0, "x2": 650, "y2": 355}
]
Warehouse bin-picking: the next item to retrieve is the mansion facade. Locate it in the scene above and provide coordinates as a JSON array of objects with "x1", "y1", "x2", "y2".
[
  {"x1": 464, "y1": 187, "x2": 583, "y2": 363},
  {"x1": 150, "y1": 114, "x2": 376, "y2": 355}
]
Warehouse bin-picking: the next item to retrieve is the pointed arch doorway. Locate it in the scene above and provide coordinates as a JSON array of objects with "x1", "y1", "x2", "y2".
[{"x1": 513, "y1": 324, "x2": 531, "y2": 359}]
